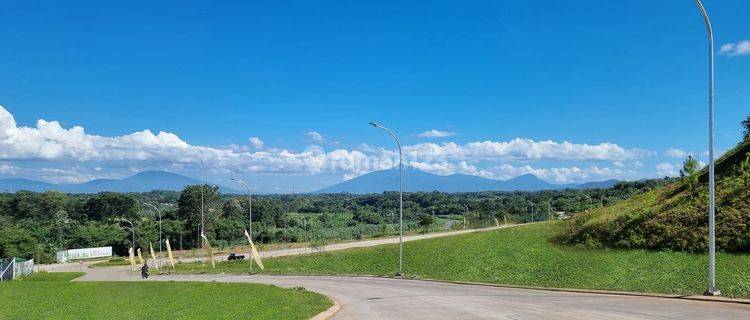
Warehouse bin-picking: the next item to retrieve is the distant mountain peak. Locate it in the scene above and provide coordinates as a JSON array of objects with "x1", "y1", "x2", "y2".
[
  {"x1": 315, "y1": 168, "x2": 618, "y2": 194},
  {"x1": 0, "y1": 170, "x2": 242, "y2": 194}
]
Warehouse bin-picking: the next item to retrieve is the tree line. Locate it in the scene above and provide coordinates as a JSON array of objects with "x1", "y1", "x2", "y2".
[{"x1": 0, "y1": 178, "x2": 674, "y2": 263}]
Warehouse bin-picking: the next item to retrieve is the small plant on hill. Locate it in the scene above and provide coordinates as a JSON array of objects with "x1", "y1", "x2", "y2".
[
  {"x1": 679, "y1": 155, "x2": 699, "y2": 199},
  {"x1": 742, "y1": 114, "x2": 750, "y2": 141},
  {"x1": 741, "y1": 152, "x2": 750, "y2": 198}
]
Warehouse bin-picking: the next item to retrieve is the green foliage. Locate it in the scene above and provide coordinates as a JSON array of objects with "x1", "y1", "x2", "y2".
[
  {"x1": 742, "y1": 113, "x2": 750, "y2": 141},
  {"x1": 176, "y1": 223, "x2": 750, "y2": 297},
  {"x1": 0, "y1": 226, "x2": 37, "y2": 258},
  {"x1": 558, "y1": 139, "x2": 750, "y2": 252},
  {"x1": 679, "y1": 155, "x2": 700, "y2": 198},
  {"x1": 0, "y1": 175, "x2": 671, "y2": 259},
  {"x1": 0, "y1": 279, "x2": 332, "y2": 320}
]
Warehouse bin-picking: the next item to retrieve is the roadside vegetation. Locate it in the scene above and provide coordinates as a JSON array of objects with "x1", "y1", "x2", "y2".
[
  {"x1": 557, "y1": 136, "x2": 750, "y2": 252},
  {"x1": 1, "y1": 272, "x2": 332, "y2": 320},
  {"x1": 0, "y1": 177, "x2": 669, "y2": 263},
  {"x1": 173, "y1": 222, "x2": 750, "y2": 297}
]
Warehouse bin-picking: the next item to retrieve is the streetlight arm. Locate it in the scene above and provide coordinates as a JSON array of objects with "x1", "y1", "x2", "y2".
[{"x1": 695, "y1": 0, "x2": 713, "y2": 40}]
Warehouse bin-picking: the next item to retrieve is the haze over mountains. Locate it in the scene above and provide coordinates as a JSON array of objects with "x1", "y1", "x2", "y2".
[
  {"x1": 0, "y1": 168, "x2": 618, "y2": 194},
  {"x1": 315, "y1": 167, "x2": 618, "y2": 194},
  {"x1": 0, "y1": 171, "x2": 243, "y2": 194}
]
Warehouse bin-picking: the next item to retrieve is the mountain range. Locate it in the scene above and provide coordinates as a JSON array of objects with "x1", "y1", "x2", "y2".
[
  {"x1": 0, "y1": 171, "x2": 243, "y2": 194},
  {"x1": 0, "y1": 168, "x2": 618, "y2": 195},
  {"x1": 315, "y1": 167, "x2": 618, "y2": 194}
]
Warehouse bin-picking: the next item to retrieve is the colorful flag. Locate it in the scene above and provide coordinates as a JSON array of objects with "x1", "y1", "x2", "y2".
[
  {"x1": 244, "y1": 229, "x2": 265, "y2": 270},
  {"x1": 149, "y1": 242, "x2": 159, "y2": 270},
  {"x1": 200, "y1": 234, "x2": 216, "y2": 268},
  {"x1": 165, "y1": 239, "x2": 176, "y2": 270},
  {"x1": 128, "y1": 247, "x2": 136, "y2": 271},
  {"x1": 137, "y1": 248, "x2": 144, "y2": 265}
]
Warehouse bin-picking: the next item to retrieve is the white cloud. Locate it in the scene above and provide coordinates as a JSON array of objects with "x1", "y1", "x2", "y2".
[
  {"x1": 719, "y1": 40, "x2": 750, "y2": 56},
  {"x1": 665, "y1": 148, "x2": 687, "y2": 159},
  {"x1": 655, "y1": 162, "x2": 678, "y2": 177},
  {"x1": 418, "y1": 129, "x2": 457, "y2": 138},
  {"x1": 306, "y1": 131, "x2": 324, "y2": 142},
  {"x1": 613, "y1": 161, "x2": 624, "y2": 168},
  {"x1": 494, "y1": 164, "x2": 631, "y2": 183},
  {"x1": 248, "y1": 137, "x2": 264, "y2": 148},
  {"x1": 0, "y1": 106, "x2": 660, "y2": 184},
  {"x1": 398, "y1": 139, "x2": 650, "y2": 162}
]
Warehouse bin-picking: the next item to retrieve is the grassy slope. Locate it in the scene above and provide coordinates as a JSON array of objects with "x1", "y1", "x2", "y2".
[
  {"x1": 557, "y1": 140, "x2": 750, "y2": 252},
  {"x1": 1, "y1": 274, "x2": 331, "y2": 320},
  {"x1": 175, "y1": 223, "x2": 750, "y2": 297}
]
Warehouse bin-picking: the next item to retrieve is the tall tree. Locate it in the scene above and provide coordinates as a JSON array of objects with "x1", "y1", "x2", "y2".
[
  {"x1": 743, "y1": 114, "x2": 750, "y2": 141},
  {"x1": 680, "y1": 155, "x2": 700, "y2": 199},
  {"x1": 176, "y1": 185, "x2": 221, "y2": 243}
]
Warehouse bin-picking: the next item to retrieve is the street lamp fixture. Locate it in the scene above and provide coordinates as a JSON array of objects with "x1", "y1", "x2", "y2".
[
  {"x1": 694, "y1": 0, "x2": 719, "y2": 296},
  {"x1": 231, "y1": 177, "x2": 254, "y2": 273},
  {"x1": 370, "y1": 121, "x2": 404, "y2": 276},
  {"x1": 141, "y1": 202, "x2": 163, "y2": 267}
]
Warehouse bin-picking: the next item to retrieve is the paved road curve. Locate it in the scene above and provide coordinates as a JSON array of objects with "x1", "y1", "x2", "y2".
[{"x1": 75, "y1": 265, "x2": 750, "y2": 320}]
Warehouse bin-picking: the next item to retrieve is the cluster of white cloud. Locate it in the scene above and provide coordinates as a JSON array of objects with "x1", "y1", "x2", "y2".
[
  {"x1": 418, "y1": 129, "x2": 456, "y2": 138},
  {"x1": 248, "y1": 137, "x2": 264, "y2": 148},
  {"x1": 396, "y1": 139, "x2": 649, "y2": 163},
  {"x1": 0, "y1": 106, "x2": 657, "y2": 184},
  {"x1": 664, "y1": 148, "x2": 687, "y2": 159},
  {"x1": 306, "y1": 131, "x2": 324, "y2": 142},
  {"x1": 720, "y1": 40, "x2": 750, "y2": 57}
]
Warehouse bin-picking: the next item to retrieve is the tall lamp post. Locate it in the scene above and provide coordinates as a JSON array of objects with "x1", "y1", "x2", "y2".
[
  {"x1": 695, "y1": 0, "x2": 719, "y2": 296},
  {"x1": 527, "y1": 201, "x2": 535, "y2": 222},
  {"x1": 142, "y1": 202, "x2": 162, "y2": 267},
  {"x1": 370, "y1": 122, "x2": 404, "y2": 276},
  {"x1": 231, "y1": 178, "x2": 253, "y2": 273},
  {"x1": 122, "y1": 219, "x2": 136, "y2": 253}
]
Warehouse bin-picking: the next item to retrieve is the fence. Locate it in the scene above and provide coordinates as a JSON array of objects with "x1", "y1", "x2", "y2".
[
  {"x1": 0, "y1": 258, "x2": 35, "y2": 281},
  {"x1": 0, "y1": 258, "x2": 14, "y2": 281}
]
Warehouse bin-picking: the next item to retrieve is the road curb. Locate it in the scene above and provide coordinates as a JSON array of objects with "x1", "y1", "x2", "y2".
[
  {"x1": 265, "y1": 274, "x2": 750, "y2": 306},
  {"x1": 310, "y1": 299, "x2": 341, "y2": 320}
]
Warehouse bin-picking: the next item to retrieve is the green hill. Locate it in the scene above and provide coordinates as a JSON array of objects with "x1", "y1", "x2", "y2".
[{"x1": 556, "y1": 139, "x2": 750, "y2": 252}]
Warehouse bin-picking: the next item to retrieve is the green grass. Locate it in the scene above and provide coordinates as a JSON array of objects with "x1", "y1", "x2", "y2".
[
  {"x1": 19, "y1": 272, "x2": 85, "y2": 281},
  {"x1": 175, "y1": 222, "x2": 750, "y2": 297},
  {"x1": 90, "y1": 258, "x2": 132, "y2": 267},
  {"x1": 1, "y1": 279, "x2": 331, "y2": 320}
]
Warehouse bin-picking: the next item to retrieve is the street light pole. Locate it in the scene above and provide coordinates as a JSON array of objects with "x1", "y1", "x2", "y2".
[
  {"x1": 122, "y1": 219, "x2": 136, "y2": 253},
  {"x1": 370, "y1": 122, "x2": 404, "y2": 276},
  {"x1": 527, "y1": 201, "x2": 534, "y2": 222},
  {"x1": 231, "y1": 178, "x2": 253, "y2": 274},
  {"x1": 142, "y1": 202, "x2": 162, "y2": 267},
  {"x1": 695, "y1": 0, "x2": 719, "y2": 296}
]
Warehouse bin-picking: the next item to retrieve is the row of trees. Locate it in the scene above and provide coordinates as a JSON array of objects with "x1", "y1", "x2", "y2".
[{"x1": 0, "y1": 178, "x2": 673, "y2": 263}]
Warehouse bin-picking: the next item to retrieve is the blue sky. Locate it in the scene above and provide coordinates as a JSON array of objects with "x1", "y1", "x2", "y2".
[{"x1": 0, "y1": 0, "x2": 748, "y2": 193}]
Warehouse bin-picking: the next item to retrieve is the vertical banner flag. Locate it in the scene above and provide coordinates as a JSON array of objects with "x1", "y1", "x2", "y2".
[
  {"x1": 200, "y1": 234, "x2": 216, "y2": 268},
  {"x1": 244, "y1": 229, "x2": 265, "y2": 270},
  {"x1": 165, "y1": 239, "x2": 176, "y2": 270},
  {"x1": 137, "y1": 248, "x2": 144, "y2": 265},
  {"x1": 128, "y1": 247, "x2": 136, "y2": 271},
  {"x1": 149, "y1": 243, "x2": 159, "y2": 270}
]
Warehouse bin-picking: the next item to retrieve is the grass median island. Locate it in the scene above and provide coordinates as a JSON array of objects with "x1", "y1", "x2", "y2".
[
  {"x1": 174, "y1": 222, "x2": 750, "y2": 297},
  {"x1": 1, "y1": 273, "x2": 332, "y2": 320}
]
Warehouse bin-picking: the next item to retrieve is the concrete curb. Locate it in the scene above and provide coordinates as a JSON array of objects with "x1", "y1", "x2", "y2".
[
  {"x1": 261, "y1": 274, "x2": 750, "y2": 306},
  {"x1": 310, "y1": 299, "x2": 341, "y2": 320}
]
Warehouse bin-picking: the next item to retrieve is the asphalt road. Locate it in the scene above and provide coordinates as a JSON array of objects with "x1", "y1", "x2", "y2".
[
  {"x1": 45, "y1": 224, "x2": 750, "y2": 320},
  {"x1": 74, "y1": 266, "x2": 750, "y2": 320}
]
